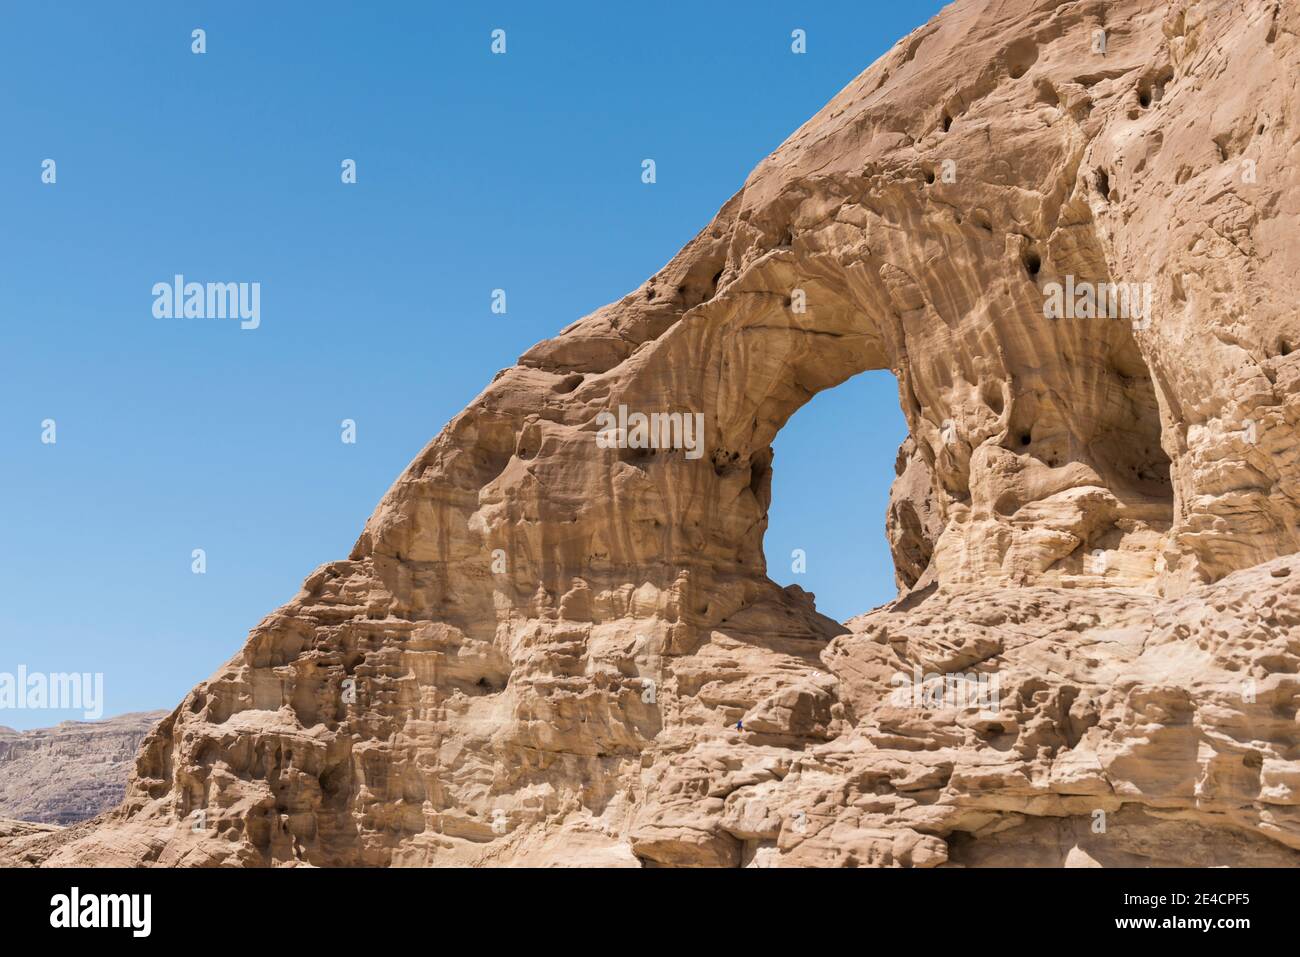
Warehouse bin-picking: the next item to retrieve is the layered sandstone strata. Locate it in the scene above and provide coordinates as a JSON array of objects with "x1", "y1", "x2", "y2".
[{"x1": 37, "y1": 0, "x2": 1300, "y2": 866}]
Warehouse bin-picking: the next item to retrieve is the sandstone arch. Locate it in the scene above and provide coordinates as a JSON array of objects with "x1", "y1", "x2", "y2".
[{"x1": 34, "y1": 0, "x2": 1300, "y2": 868}]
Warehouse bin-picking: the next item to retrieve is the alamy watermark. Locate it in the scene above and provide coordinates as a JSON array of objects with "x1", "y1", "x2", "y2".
[
  {"x1": 595, "y1": 404, "x2": 705, "y2": 460},
  {"x1": 1042, "y1": 275, "x2": 1152, "y2": 331},
  {"x1": 152, "y1": 275, "x2": 260, "y2": 330},
  {"x1": 889, "y1": 665, "x2": 1000, "y2": 715},
  {"x1": 50, "y1": 887, "x2": 150, "y2": 937},
  {"x1": 0, "y1": 665, "x2": 104, "y2": 719}
]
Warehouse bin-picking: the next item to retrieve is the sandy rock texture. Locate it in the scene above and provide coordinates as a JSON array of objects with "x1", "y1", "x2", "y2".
[
  {"x1": 0, "y1": 819, "x2": 63, "y2": 867},
  {"x1": 0, "y1": 712, "x2": 167, "y2": 826},
  {"x1": 40, "y1": 0, "x2": 1300, "y2": 866}
]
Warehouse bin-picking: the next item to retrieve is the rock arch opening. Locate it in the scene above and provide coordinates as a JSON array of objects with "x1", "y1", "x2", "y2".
[
  {"x1": 684, "y1": 247, "x2": 1176, "y2": 630},
  {"x1": 762, "y1": 369, "x2": 908, "y2": 622}
]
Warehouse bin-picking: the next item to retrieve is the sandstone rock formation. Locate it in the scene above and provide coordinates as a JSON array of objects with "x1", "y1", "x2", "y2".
[
  {"x1": 0, "y1": 819, "x2": 63, "y2": 868},
  {"x1": 36, "y1": 0, "x2": 1300, "y2": 866},
  {"x1": 0, "y1": 712, "x2": 167, "y2": 825}
]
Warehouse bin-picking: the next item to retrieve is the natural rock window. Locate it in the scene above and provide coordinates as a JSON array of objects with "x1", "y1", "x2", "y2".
[{"x1": 763, "y1": 369, "x2": 907, "y2": 622}]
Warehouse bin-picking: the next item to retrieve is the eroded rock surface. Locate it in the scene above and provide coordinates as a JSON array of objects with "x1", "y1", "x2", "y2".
[
  {"x1": 41, "y1": 0, "x2": 1300, "y2": 866},
  {"x1": 0, "y1": 819, "x2": 63, "y2": 868}
]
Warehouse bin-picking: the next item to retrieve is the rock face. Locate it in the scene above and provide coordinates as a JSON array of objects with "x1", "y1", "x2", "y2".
[
  {"x1": 0, "y1": 713, "x2": 167, "y2": 826},
  {"x1": 42, "y1": 0, "x2": 1300, "y2": 866},
  {"x1": 0, "y1": 819, "x2": 63, "y2": 868}
]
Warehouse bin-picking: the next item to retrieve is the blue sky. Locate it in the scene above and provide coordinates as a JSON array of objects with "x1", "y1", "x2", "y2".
[{"x1": 0, "y1": 1, "x2": 937, "y2": 728}]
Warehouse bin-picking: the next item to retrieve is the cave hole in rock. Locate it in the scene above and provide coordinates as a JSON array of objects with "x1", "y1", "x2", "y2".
[
  {"x1": 1022, "y1": 248, "x2": 1042, "y2": 276},
  {"x1": 1005, "y1": 37, "x2": 1038, "y2": 79},
  {"x1": 1095, "y1": 167, "x2": 1111, "y2": 201},
  {"x1": 762, "y1": 369, "x2": 907, "y2": 623}
]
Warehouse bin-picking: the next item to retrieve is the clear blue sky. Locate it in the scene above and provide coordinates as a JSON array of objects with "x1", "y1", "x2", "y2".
[{"x1": 0, "y1": 1, "x2": 937, "y2": 728}]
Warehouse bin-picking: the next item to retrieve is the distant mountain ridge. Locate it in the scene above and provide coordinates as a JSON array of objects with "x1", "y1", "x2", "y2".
[{"x1": 0, "y1": 711, "x2": 168, "y2": 825}]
